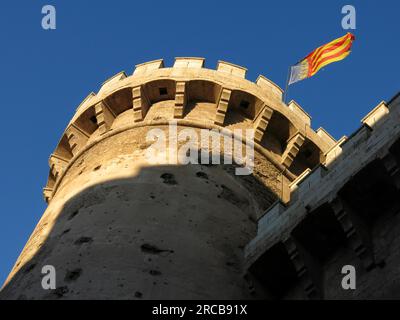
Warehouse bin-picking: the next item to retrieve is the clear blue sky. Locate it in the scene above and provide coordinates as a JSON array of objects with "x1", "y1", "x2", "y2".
[{"x1": 0, "y1": 0, "x2": 399, "y2": 285}]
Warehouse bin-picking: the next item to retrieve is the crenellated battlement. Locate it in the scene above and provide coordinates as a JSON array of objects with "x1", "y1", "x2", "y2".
[
  {"x1": 245, "y1": 92, "x2": 400, "y2": 294},
  {"x1": 43, "y1": 58, "x2": 338, "y2": 203},
  {"x1": 5, "y1": 54, "x2": 400, "y2": 300}
]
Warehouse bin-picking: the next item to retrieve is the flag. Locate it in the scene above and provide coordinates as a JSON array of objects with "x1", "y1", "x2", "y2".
[{"x1": 289, "y1": 33, "x2": 355, "y2": 85}]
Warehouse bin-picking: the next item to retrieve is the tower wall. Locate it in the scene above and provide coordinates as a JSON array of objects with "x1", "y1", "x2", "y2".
[
  {"x1": 246, "y1": 93, "x2": 400, "y2": 299},
  {"x1": 0, "y1": 58, "x2": 331, "y2": 299}
]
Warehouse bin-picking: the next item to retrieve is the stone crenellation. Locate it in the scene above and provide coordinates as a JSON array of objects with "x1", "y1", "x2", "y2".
[
  {"x1": 245, "y1": 92, "x2": 400, "y2": 299},
  {"x1": 2, "y1": 57, "x2": 399, "y2": 300},
  {"x1": 43, "y1": 57, "x2": 336, "y2": 204}
]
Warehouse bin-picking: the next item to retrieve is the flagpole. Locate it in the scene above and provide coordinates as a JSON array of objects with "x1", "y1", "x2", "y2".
[{"x1": 283, "y1": 66, "x2": 291, "y2": 105}]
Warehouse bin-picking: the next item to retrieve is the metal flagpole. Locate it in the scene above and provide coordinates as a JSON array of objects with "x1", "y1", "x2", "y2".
[{"x1": 283, "y1": 66, "x2": 291, "y2": 105}]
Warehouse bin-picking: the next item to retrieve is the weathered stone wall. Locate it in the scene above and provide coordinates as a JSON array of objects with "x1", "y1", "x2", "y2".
[
  {"x1": 246, "y1": 93, "x2": 400, "y2": 299},
  {"x1": 1, "y1": 58, "x2": 329, "y2": 299},
  {"x1": 0, "y1": 128, "x2": 276, "y2": 299}
]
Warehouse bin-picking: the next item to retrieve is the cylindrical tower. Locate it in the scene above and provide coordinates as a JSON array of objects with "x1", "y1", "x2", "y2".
[{"x1": 0, "y1": 58, "x2": 333, "y2": 299}]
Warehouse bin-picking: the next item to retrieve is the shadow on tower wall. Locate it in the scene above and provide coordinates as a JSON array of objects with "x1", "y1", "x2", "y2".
[{"x1": 0, "y1": 163, "x2": 278, "y2": 300}]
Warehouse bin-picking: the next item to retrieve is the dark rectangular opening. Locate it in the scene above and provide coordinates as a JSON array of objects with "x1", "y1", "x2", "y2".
[
  {"x1": 90, "y1": 115, "x2": 98, "y2": 125},
  {"x1": 240, "y1": 100, "x2": 250, "y2": 109},
  {"x1": 159, "y1": 87, "x2": 168, "y2": 96}
]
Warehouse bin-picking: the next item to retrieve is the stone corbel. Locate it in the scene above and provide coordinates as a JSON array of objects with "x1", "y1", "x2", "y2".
[
  {"x1": 214, "y1": 88, "x2": 232, "y2": 126},
  {"x1": 65, "y1": 124, "x2": 90, "y2": 156},
  {"x1": 283, "y1": 237, "x2": 322, "y2": 299},
  {"x1": 330, "y1": 196, "x2": 375, "y2": 270},
  {"x1": 254, "y1": 106, "x2": 273, "y2": 143},
  {"x1": 281, "y1": 133, "x2": 305, "y2": 168},
  {"x1": 174, "y1": 81, "x2": 187, "y2": 119},
  {"x1": 95, "y1": 101, "x2": 116, "y2": 135},
  {"x1": 132, "y1": 85, "x2": 150, "y2": 122}
]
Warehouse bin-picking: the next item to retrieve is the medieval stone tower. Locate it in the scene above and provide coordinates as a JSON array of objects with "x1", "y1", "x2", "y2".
[{"x1": 1, "y1": 58, "x2": 399, "y2": 300}]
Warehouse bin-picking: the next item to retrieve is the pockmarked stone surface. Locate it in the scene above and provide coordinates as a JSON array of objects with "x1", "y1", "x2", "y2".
[{"x1": 1, "y1": 57, "x2": 398, "y2": 300}]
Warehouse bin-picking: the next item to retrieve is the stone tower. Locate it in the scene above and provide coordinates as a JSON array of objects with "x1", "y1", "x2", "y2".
[{"x1": 0, "y1": 58, "x2": 334, "y2": 300}]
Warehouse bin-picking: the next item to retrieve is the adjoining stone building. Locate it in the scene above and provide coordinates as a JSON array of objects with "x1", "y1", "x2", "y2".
[{"x1": 0, "y1": 58, "x2": 399, "y2": 299}]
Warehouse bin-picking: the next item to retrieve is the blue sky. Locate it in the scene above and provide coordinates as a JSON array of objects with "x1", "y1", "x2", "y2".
[{"x1": 0, "y1": 0, "x2": 399, "y2": 285}]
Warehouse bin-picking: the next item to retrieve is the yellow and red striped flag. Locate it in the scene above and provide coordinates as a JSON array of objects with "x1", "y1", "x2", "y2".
[{"x1": 288, "y1": 32, "x2": 355, "y2": 85}]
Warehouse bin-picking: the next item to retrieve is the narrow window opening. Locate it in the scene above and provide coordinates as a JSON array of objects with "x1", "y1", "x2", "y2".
[
  {"x1": 240, "y1": 100, "x2": 250, "y2": 109},
  {"x1": 159, "y1": 87, "x2": 168, "y2": 96},
  {"x1": 304, "y1": 149, "x2": 313, "y2": 158},
  {"x1": 90, "y1": 115, "x2": 98, "y2": 124}
]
